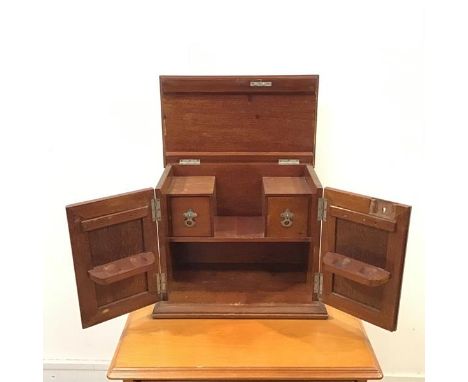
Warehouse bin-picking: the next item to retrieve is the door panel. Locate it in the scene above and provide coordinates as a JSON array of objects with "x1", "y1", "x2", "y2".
[
  {"x1": 321, "y1": 188, "x2": 411, "y2": 331},
  {"x1": 66, "y1": 189, "x2": 159, "y2": 328}
]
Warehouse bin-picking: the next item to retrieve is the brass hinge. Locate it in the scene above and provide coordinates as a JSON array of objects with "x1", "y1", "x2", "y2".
[
  {"x1": 179, "y1": 159, "x2": 200, "y2": 165},
  {"x1": 314, "y1": 272, "x2": 323, "y2": 296},
  {"x1": 151, "y1": 198, "x2": 161, "y2": 221},
  {"x1": 317, "y1": 197, "x2": 327, "y2": 221},
  {"x1": 278, "y1": 159, "x2": 300, "y2": 165},
  {"x1": 156, "y1": 273, "x2": 167, "y2": 296},
  {"x1": 250, "y1": 81, "x2": 272, "y2": 87}
]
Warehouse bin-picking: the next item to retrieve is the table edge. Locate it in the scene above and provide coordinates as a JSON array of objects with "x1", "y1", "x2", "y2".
[
  {"x1": 107, "y1": 366, "x2": 383, "y2": 380},
  {"x1": 107, "y1": 307, "x2": 384, "y2": 380}
]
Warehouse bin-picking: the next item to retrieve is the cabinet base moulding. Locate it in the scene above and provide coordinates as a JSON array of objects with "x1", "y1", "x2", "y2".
[{"x1": 152, "y1": 301, "x2": 329, "y2": 319}]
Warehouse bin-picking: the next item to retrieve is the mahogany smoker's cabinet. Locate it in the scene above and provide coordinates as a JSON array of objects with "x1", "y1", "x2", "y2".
[{"x1": 66, "y1": 75, "x2": 411, "y2": 332}]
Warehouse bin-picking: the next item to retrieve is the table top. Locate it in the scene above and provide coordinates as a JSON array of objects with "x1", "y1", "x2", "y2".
[{"x1": 108, "y1": 305, "x2": 382, "y2": 380}]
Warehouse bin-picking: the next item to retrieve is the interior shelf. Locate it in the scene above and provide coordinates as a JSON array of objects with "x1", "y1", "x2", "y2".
[
  {"x1": 169, "y1": 267, "x2": 311, "y2": 304},
  {"x1": 168, "y1": 216, "x2": 311, "y2": 242}
]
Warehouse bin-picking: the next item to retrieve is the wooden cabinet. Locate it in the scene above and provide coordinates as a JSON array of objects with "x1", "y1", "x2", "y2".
[{"x1": 66, "y1": 75, "x2": 411, "y2": 332}]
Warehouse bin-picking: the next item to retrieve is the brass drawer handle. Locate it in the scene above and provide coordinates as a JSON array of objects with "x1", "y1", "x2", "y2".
[
  {"x1": 183, "y1": 208, "x2": 198, "y2": 228},
  {"x1": 280, "y1": 209, "x2": 294, "y2": 228}
]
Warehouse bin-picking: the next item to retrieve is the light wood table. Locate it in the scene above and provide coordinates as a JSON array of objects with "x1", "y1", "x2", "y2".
[{"x1": 108, "y1": 305, "x2": 382, "y2": 381}]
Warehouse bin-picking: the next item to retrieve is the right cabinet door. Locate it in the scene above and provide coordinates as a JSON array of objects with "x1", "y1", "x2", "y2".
[{"x1": 321, "y1": 188, "x2": 411, "y2": 331}]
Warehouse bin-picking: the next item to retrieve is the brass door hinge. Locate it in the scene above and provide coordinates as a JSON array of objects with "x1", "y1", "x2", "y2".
[
  {"x1": 317, "y1": 197, "x2": 327, "y2": 221},
  {"x1": 156, "y1": 273, "x2": 167, "y2": 296},
  {"x1": 179, "y1": 159, "x2": 200, "y2": 165},
  {"x1": 250, "y1": 81, "x2": 272, "y2": 87},
  {"x1": 314, "y1": 272, "x2": 323, "y2": 296},
  {"x1": 278, "y1": 159, "x2": 300, "y2": 165},
  {"x1": 151, "y1": 198, "x2": 161, "y2": 221}
]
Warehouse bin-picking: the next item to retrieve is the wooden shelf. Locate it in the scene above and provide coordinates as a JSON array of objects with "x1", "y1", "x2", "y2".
[
  {"x1": 263, "y1": 176, "x2": 313, "y2": 195},
  {"x1": 322, "y1": 252, "x2": 390, "y2": 287},
  {"x1": 166, "y1": 265, "x2": 313, "y2": 305},
  {"x1": 88, "y1": 252, "x2": 155, "y2": 285},
  {"x1": 168, "y1": 216, "x2": 311, "y2": 242},
  {"x1": 166, "y1": 176, "x2": 216, "y2": 196}
]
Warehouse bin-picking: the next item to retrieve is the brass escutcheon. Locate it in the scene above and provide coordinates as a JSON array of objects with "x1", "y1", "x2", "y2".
[
  {"x1": 280, "y1": 209, "x2": 294, "y2": 228},
  {"x1": 183, "y1": 208, "x2": 198, "y2": 228}
]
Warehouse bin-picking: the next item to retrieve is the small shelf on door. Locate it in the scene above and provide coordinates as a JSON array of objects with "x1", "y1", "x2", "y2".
[
  {"x1": 322, "y1": 252, "x2": 390, "y2": 287},
  {"x1": 168, "y1": 216, "x2": 311, "y2": 243},
  {"x1": 88, "y1": 252, "x2": 155, "y2": 285}
]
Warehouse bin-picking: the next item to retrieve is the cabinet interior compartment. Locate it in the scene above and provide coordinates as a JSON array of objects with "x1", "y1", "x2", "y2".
[
  {"x1": 158, "y1": 163, "x2": 321, "y2": 305},
  {"x1": 165, "y1": 163, "x2": 319, "y2": 239},
  {"x1": 168, "y1": 242, "x2": 312, "y2": 304}
]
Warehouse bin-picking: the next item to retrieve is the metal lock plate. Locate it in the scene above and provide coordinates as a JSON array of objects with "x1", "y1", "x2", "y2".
[{"x1": 369, "y1": 198, "x2": 396, "y2": 220}]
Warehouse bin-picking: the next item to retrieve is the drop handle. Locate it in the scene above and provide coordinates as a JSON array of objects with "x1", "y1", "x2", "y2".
[
  {"x1": 183, "y1": 208, "x2": 198, "y2": 228},
  {"x1": 280, "y1": 209, "x2": 294, "y2": 228}
]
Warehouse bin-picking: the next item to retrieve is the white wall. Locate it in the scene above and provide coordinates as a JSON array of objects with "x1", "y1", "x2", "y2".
[{"x1": 5, "y1": 0, "x2": 427, "y2": 380}]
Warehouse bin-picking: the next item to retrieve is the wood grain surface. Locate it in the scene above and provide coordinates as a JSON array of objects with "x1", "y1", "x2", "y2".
[
  {"x1": 321, "y1": 188, "x2": 411, "y2": 331},
  {"x1": 265, "y1": 196, "x2": 310, "y2": 237},
  {"x1": 108, "y1": 304, "x2": 382, "y2": 380},
  {"x1": 160, "y1": 75, "x2": 319, "y2": 166},
  {"x1": 66, "y1": 189, "x2": 160, "y2": 328},
  {"x1": 263, "y1": 176, "x2": 313, "y2": 195},
  {"x1": 166, "y1": 176, "x2": 216, "y2": 196},
  {"x1": 170, "y1": 196, "x2": 213, "y2": 237}
]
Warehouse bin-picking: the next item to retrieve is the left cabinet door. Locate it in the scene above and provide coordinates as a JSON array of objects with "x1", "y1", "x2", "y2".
[{"x1": 66, "y1": 188, "x2": 160, "y2": 328}]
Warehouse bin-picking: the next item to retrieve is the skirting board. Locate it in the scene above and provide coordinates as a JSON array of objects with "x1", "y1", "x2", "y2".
[
  {"x1": 44, "y1": 361, "x2": 108, "y2": 382},
  {"x1": 43, "y1": 361, "x2": 424, "y2": 382}
]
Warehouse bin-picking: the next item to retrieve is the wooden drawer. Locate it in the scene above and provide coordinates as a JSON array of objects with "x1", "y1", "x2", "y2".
[
  {"x1": 265, "y1": 196, "x2": 310, "y2": 237},
  {"x1": 263, "y1": 176, "x2": 313, "y2": 238},
  {"x1": 165, "y1": 176, "x2": 216, "y2": 237},
  {"x1": 170, "y1": 196, "x2": 214, "y2": 236}
]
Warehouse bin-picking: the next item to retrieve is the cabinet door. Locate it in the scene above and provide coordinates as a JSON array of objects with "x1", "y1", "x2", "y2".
[
  {"x1": 66, "y1": 189, "x2": 160, "y2": 328},
  {"x1": 321, "y1": 188, "x2": 411, "y2": 331}
]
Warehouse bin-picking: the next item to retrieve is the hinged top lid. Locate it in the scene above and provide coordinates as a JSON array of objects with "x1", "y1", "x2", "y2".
[{"x1": 160, "y1": 75, "x2": 319, "y2": 165}]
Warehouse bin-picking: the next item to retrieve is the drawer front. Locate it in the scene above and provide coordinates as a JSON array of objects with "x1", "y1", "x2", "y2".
[
  {"x1": 266, "y1": 196, "x2": 309, "y2": 237},
  {"x1": 170, "y1": 196, "x2": 213, "y2": 237}
]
